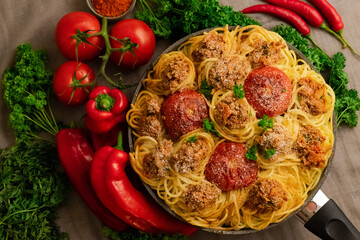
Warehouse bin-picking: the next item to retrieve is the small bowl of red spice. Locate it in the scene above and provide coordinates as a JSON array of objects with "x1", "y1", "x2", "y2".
[{"x1": 86, "y1": 0, "x2": 136, "y2": 20}]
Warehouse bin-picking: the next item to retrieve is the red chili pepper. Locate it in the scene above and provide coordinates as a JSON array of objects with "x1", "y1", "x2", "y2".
[
  {"x1": 307, "y1": 0, "x2": 359, "y2": 56},
  {"x1": 307, "y1": 0, "x2": 343, "y2": 32},
  {"x1": 242, "y1": 4, "x2": 319, "y2": 47},
  {"x1": 262, "y1": 0, "x2": 324, "y2": 27},
  {"x1": 90, "y1": 132, "x2": 198, "y2": 236},
  {"x1": 56, "y1": 128, "x2": 129, "y2": 231},
  {"x1": 85, "y1": 86, "x2": 128, "y2": 134}
]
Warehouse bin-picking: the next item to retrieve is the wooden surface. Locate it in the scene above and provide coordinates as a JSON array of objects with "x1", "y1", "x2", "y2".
[{"x1": 0, "y1": 0, "x2": 359, "y2": 239}]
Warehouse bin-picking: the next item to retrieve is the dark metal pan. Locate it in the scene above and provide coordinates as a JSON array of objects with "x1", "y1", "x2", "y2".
[{"x1": 128, "y1": 27, "x2": 360, "y2": 239}]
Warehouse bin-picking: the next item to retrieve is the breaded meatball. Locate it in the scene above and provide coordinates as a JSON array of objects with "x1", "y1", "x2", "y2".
[
  {"x1": 138, "y1": 115, "x2": 161, "y2": 139},
  {"x1": 208, "y1": 55, "x2": 251, "y2": 90},
  {"x1": 255, "y1": 125, "x2": 290, "y2": 159},
  {"x1": 182, "y1": 182, "x2": 221, "y2": 211},
  {"x1": 162, "y1": 55, "x2": 191, "y2": 93},
  {"x1": 192, "y1": 32, "x2": 226, "y2": 62},
  {"x1": 247, "y1": 39, "x2": 285, "y2": 68},
  {"x1": 296, "y1": 125, "x2": 327, "y2": 168},
  {"x1": 298, "y1": 77, "x2": 330, "y2": 116},
  {"x1": 143, "y1": 139, "x2": 173, "y2": 178},
  {"x1": 244, "y1": 179, "x2": 288, "y2": 214},
  {"x1": 214, "y1": 96, "x2": 251, "y2": 129},
  {"x1": 171, "y1": 138, "x2": 209, "y2": 174}
]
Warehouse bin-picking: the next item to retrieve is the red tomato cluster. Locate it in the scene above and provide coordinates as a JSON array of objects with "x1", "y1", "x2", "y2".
[{"x1": 53, "y1": 11, "x2": 155, "y2": 106}]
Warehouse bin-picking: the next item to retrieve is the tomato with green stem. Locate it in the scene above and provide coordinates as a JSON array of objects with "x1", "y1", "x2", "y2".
[
  {"x1": 55, "y1": 11, "x2": 104, "y2": 61},
  {"x1": 53, "y1": 61, "x2": 97, "y2": 106},
  {"x1": 110, "y1": 19, "x2": 155, "y2": 68}
]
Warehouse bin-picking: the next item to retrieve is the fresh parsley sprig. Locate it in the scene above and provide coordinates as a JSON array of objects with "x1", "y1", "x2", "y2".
[
  {"x1": 200, "y1": 79, "x2": 213, "y2": 100},
  {"x1": 233, "y1": 84, "x2": 245, "y2": 99},
  {"x1": 203, "y1": 118, "x2": 221, "y2": 137},
  {"x1": 186, "y1": 134, "x2": 198, "y2": 143},
  {"x1": 258, "y1": 115, "x2": 274, "y2": 131},
  {"x1": 246, "y1": 145, "x2": 258, "y2": 161},
  {"x1": 273, "y1": 24, "x2": 360, "y2": 127}
]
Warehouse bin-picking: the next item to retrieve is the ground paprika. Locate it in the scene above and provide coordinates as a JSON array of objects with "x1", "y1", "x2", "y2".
[
  {"x1": 56, "y1": 128, "x2": 129, "y2": 231},
  {"x1": 91, "y1": 0, "x2": 133, "y2": 17},
  {"x1": 90, "y1": 132, "x2": 198, "y2": 236}
]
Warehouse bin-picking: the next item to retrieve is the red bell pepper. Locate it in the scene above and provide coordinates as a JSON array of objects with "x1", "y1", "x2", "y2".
[
  {"x1": 85, "y1": 86, "x2": 128, "y2": 134},
  {"x1": 56, "y1": 128, "x2": 129, "y2": 231},
  {"x1": 90, "y1": 132, "x2": 198, "y2": 236},
  {"x1": 90, "y1": 124, "x2": 121, "y2": 151}
]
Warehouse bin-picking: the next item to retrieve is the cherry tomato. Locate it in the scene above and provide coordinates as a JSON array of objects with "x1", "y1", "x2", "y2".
[
  {"x1": 244, "y1": 66, "x2": 292, "y2": 118},
  {"x1": 53, "y1": 61, "x2": 96, "y2": 106},
  {"x1": 110, "y1": 19, "x2": 155, "y2": 68},
  {"x1": 55, "y1": 11, "x2": 104, "y2": 61}
]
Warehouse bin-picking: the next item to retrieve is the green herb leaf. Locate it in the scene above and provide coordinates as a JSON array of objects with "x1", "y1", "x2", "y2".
[
  {"x1": 203, "y1": 118, "x2": 221, "y2": 137},
  {"x1": 2, "y1": 44, "x2": 59, "y2": 144},
  {"x1": 200, "y1": 79, "x2": 213, "y2": 100},
  {"x1": 135, "y1": 0, "x2": 260, "y2": 38},
  {"x1": 186, "y1": 134, "x2": 198, "y2": 143},
  {"x1": 264, "y1": 148, "x2": 276, "y2": 159},
  {"x1": 0, "y1": 141, "x2": 68, "y2": 239},
  {"x1": 233, "y1": 84, "x2": 245, "y2": 99},
  {"x1": 246, "y1": 145, "x2": 258, "y2": 161},
  {"x1": 258, "y1": 115, "x2": 274, "y2": 131}
]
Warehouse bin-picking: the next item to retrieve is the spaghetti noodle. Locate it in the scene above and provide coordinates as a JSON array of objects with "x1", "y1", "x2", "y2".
[{"x1": 127, "y1": 25, "x2": 334, "y2": 231}]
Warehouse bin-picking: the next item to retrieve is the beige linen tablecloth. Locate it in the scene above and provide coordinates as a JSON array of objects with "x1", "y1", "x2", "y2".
[{"x1": 1, "y1": 0, "x2": 359, "y2": 239}]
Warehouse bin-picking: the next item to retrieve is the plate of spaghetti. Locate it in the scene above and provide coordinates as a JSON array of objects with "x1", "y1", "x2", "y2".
[{"x1": 126, "y1": 25, "x2": 335, "y2": 233}]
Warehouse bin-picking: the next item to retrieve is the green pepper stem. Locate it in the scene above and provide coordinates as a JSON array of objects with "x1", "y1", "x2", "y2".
[
  {"x1": 320, "y1": 24, "x2": 360, "y2": 57},
  {"x1": 115, "y1": 131, "x2": 124, "y2": 151}
]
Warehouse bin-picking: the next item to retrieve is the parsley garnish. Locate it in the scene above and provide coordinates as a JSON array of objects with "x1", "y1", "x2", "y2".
[
  {"x1": 203, "y1": 118, "x2": 221, "y2": 137},
  {"x1": 264, "y1": 148, "x2": 276, "y2": 159},
  {"x1": 282, "y1": 88, "x2": 286, "y2": 92},
  {"x1": 258, "y1": 115, "x2": 274, "y2": 131},
  {"x1": 246, "y1": 145, "x2": 258, "y2": 161},
  {"x1": 200, "y1": 79, "x2": 213, "y2": 100},
  {"x1": 186, "y1": 134, "x2": 198, "y2": 143},
  {"x1": 274, "y1": 24, "x2": 360, "y2": 127},
  {"x1": 135, "y1": 0, "x2": 260, "y2": 39},
  {"x1": 233, "y1": 84, "x2": 245, "y2": 98},
  {"x1": 0, "y1": 142, "x2": 68, "y2": 239}
]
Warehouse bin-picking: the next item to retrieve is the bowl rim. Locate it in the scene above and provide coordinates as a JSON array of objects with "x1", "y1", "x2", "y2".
[
  {"x1": 86, "y1": 0, "x2": 136, "y2": 20},
  {"x1": 128, "y1": 26, "x2": 336, "y2": 235}
]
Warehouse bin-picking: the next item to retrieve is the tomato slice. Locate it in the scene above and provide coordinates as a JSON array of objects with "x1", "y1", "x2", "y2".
[{"x1": 244, "y1": 66, "x2": 292, "y2": 118}]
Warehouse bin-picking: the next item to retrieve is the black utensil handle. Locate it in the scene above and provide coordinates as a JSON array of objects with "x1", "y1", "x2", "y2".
[{"x1": 304, "y1": 199, "x2": 360, "y2": 240}]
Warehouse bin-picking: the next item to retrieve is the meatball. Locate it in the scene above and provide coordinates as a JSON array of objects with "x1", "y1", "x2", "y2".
[
  {"x1": 182, "y1": 182, "x2": 221, "y2": 211},
  {"x1": 208, "y1": 55, "x2": 251, "y2": 90},
  {"x1": 138, "y1": 115, "x2": 161, "y2": 139},
  {"x1": 145, "y1": 96, "x2": 163, "y2": 115},
  {"x1": 143, "y1": 139, "x2": 173, "y2": 178},
  {"x1": 192, "y1": 31, "x2": 226, "y2": 62},
  {"x1": 162, "y1": 55, "x2": 191, "y2": 93},
  {"x1": 298, "y1": 77, "x2": 330, "y2": 116},
  {"x1": 243, "y1": 179, "x2": 288, "y2": 214},
  {"x1": 255, "y1": 125, "x2": 290, "y2": 159},
  {"x1": 247, "y1": 39, "x2": 285, "y2": 68},
  {"x1": 171, "y1": 138, "x2": 209, "y2": 174},
  {"x1": 214, "y1": 96, "x2": 251, "y2": 129},
  {"x1": 296, "y1": 125, "x2": 327, "y2": 168}
]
